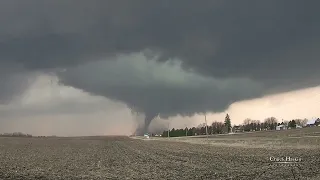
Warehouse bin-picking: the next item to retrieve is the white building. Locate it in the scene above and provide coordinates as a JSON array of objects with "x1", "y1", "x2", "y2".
[
  {"x1": 276, "y1": 124, "x2": 287, "y2": 130},
  {"x1": 306, "y1": 118, "x2": 320, "y2": 127},
  {"x1": 144, "y1": 133, "x2": 150, "y2": 139}
]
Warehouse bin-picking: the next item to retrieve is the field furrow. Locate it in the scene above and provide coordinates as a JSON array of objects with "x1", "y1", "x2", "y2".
[{"x1": 0, "y1": 128, "x2": 320, "y2": 180}]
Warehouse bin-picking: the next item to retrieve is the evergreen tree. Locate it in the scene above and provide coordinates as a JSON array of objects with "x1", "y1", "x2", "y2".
[
  {"x1": 289, "y1": 120, "x2": 296, "y2": 128},
  {"x1": 171, "y1": 128, "x2": 175, "y2": 137},
  {"x1": 162, "y1": 130, "x2": 168, "y2": 137},
  {"x1": 224, "y1": 114, "x2": 232, "y2": 133},
  {"x1": 288, "y1": 120, "x2": 292, "y2": 128}
]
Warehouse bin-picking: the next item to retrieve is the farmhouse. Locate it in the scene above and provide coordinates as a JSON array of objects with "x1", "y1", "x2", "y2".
[
  {"x1": 276, "y1": 124, "x2": 287, "y2": 130},
  {"x1": 232, "y1": 125, "x2": 243, "y2": 133}
]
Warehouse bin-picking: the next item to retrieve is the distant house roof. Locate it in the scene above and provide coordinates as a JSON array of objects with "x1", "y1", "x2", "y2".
[{"x1": 307, "y1": 118, "x2": 318, "y2": 125}]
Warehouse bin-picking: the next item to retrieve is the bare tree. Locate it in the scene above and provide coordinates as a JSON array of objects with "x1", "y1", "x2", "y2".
[
  {"x1": 283, "y1": 120, "x2": 289, "y2": 126},
  {"x1": 251, "y1": 120, "x2": 260, "y2": 131},
  {"x1": 264, "y1": 117, "x2": 278, "y2": 124},
  {"x1": 264, "y1": 117, "x2": 278, "y2": 130},
  {"x1": 211, "y1": 121, "x2": 224, "y2": 134},
  {"x1": 243, "y1": 118, "x2": 252, "y2": 131},
  {"x1": 295, "y1": 118, "x2": 308, "y2": 127},
  {"x1": 243, "y1": 118, "x2": 252, "y2": 125},
  {"x1": 302, "y1": 118, "x2": 308, "y2": 126}
]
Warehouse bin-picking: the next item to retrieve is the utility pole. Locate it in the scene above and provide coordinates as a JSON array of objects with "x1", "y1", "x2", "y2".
[
  {"x1": 205, "y1": 113, "x2": 208, "y2": 138},
  {"x1": 167, "y1": 121, "x2": 170, "y2": 138}
]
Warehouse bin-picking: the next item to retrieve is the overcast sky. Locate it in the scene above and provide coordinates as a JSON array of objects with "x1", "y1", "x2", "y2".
[{"x1": 0, "y1": 1, "x2": 319, "y2": 136}]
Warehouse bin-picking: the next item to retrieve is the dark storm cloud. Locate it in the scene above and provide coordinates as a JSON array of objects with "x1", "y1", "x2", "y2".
[
  {"x1": 0, "y1": 74, "x2": 29, "y2": 103},
  {"x1": 0, "y1": 0, "x2": 320, "y2": 129},
  {"x1": 57, "y1": 56, "x2": 264, "y2": 131},
  {"x1": 0, "y1": 62, "x2": 38, "y2": 103},
  {"x1": 0, "y1": 0, "x2": 319, "y2": 75}
]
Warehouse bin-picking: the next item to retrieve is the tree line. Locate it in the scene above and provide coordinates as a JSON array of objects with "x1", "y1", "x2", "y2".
[
  {"x1": 242, "y1": 118, "x2": 308, "y2": 131},
  {"x1": 162, "y1": 114, "x2": 232, "y2": 137},
  {"x1": 0, "y1": 132, "x2": 32, "y2": 137},
  {"x1": 161, "y1": 115, "x2": 309, "y2": 137}
]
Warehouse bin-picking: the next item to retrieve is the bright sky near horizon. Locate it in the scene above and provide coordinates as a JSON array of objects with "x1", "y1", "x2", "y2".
[{"x1": 0, "y1": 74, "x2": 319, "y2": 136}]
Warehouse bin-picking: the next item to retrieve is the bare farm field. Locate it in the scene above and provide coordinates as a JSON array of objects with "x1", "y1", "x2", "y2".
[{"x1": 1, "y1": 128, "x2": 320, "y2": 180}]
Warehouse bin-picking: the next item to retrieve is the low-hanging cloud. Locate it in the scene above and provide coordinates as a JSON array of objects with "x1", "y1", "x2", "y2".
[
  {"x1": 0, "y1": 62, "x2": 38, "y2": 104},
  {"x1": 57, "y1": 54, "x2": 265, "y2": 132},
  {"x1": 0, "y1": 1, "x2": 320, "y2": 133}
]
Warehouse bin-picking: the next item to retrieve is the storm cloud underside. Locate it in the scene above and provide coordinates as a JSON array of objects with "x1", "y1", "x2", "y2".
[
  {"x1": 57, "y1": 55, "x2": 264, "y2": 132},
  {"x1": 0, "y1": 1, "x2": 320, "y2": 133}
]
